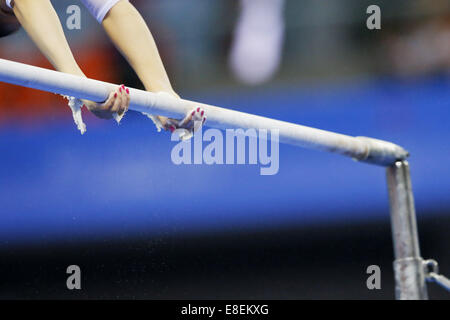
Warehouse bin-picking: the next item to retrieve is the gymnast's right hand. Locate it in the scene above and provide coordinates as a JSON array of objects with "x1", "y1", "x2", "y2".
[{"x1": 83, "y1": 84, "x2": 130, "y2": 120}]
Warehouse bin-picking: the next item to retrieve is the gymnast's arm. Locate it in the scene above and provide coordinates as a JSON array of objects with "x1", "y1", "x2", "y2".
[
  {"x1": 12, "y1": 0, "x2": 83, "y2": 76},
  {"x1": 11, "y1": 0, "x2": 128, "y2": 119},
  {"x1": 101, "y1": 0, "x2": 177, "y2": 127}
]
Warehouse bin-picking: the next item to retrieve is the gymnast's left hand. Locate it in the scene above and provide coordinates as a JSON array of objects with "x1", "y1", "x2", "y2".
[
  {"x1": 150, "y1": 92, "x2": 207, "y2": 141},
  {"x1": 83, "y1": 84, "x2": 130, "y2": 120}
]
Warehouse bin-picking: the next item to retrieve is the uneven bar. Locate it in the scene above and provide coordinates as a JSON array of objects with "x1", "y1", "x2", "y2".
[{"x1": 0, "y1": 58, "x2": 408, "y2": 166}]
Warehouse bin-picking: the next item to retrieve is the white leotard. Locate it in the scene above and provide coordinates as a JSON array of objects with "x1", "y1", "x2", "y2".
[
  {"x1": 80, "y1": 0, "x2": 127, "y2": 23},
  {"x1": 6, "y1": 0, "x2": 127, "y2": 23}
]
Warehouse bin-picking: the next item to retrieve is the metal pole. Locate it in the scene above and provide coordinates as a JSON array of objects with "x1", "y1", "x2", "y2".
[{"x1": 386, "y1": 161, "x2": 428, "y2": 300}]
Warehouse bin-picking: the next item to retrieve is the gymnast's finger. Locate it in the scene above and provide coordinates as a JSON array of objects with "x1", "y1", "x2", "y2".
[
  {"x1": 111, "y1": 89, "x2": 122, "y2": 113},
  {"x1": 178, "y1": 110, "x2": 194, "y2": 127},
  {"x1": 115, "y1": 85, "x2": 125, "y2": 114},
  {"x1": 100, "y1": 91, "x2": 116, "y2": 111},
  {"x1": 118, "y1": 85, "x2": 129, "y2": 116},
  {"x1": 104, "y1": 87, "x2": 121, "y2": 113},
  {"x1": 125, "y1": 87, "x2": 130, "y2": 111}
]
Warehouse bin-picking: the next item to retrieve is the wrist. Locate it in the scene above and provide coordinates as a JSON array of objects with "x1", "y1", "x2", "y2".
[
  {"x1": 56, "y1": 63, "x2": 85, "y2": 78},
  {"x1": 143, "y1": 83, "x2": 179, "y2": 99}
]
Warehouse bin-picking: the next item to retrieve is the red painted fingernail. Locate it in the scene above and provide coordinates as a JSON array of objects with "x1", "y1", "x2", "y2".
[
  {"x1": 114, "y1": 93, "x2": 117, "y2": 98},
  {"x1": 169, "y1": 125, "x2": 176, "y2": 132},
  {"x1": 191, "y1": 111, "x2": 195, "y2": 116},
  {"x1": 119, "y1": 88, "x2": 122, "y2": 93},
  {"x1": 203, "y1": 117, "x2": 206, "y2": 123},
  {"x1": 197, "y1": 107, "x2": 200, "y2": 112},
  {"x1": 201, "y1": 111, "x2": 204, "y2": 116},
  {"x1": 126, "y1": 89, "x2": 129, "y2": 94}
]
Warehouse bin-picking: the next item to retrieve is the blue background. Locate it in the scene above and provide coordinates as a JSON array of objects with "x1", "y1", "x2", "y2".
[{"x1": 1, "y1": 76, "x2": 449, "y2": 245}]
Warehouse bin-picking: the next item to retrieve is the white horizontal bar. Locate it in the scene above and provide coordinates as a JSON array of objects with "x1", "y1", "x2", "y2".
[{"x1": 0, "y1": 58, "x2": 409, "y2": 166}]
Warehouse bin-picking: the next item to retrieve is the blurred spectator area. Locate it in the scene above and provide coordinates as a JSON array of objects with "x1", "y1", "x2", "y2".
[{"x1": 0, "y1": 0, "x2": 449, "y2": 122}]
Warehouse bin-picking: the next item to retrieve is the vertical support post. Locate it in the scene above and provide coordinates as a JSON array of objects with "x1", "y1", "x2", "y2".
[{"x1": 386, "y1": 160, "x2": 428, "y2": 300}]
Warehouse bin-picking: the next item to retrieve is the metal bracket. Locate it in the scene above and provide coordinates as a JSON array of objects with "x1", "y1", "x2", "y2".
[
  {"x1": 424, "y1": 259, "x2": 450, "y2": 292},
  {"x1": 387, "y1": 161, "x2": 428, "y2": 300}
]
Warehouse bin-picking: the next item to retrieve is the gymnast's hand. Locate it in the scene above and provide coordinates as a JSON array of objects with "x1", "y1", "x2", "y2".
[
  {"x1": 161, "y1": 106, "x2": 206, "y2": 138},
  {"x1": 83, "y1": 84, "x2": 130, "y2": 120},
  {"x1": 148, "y1": 92, "x2": 207, "y2": 141}
]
